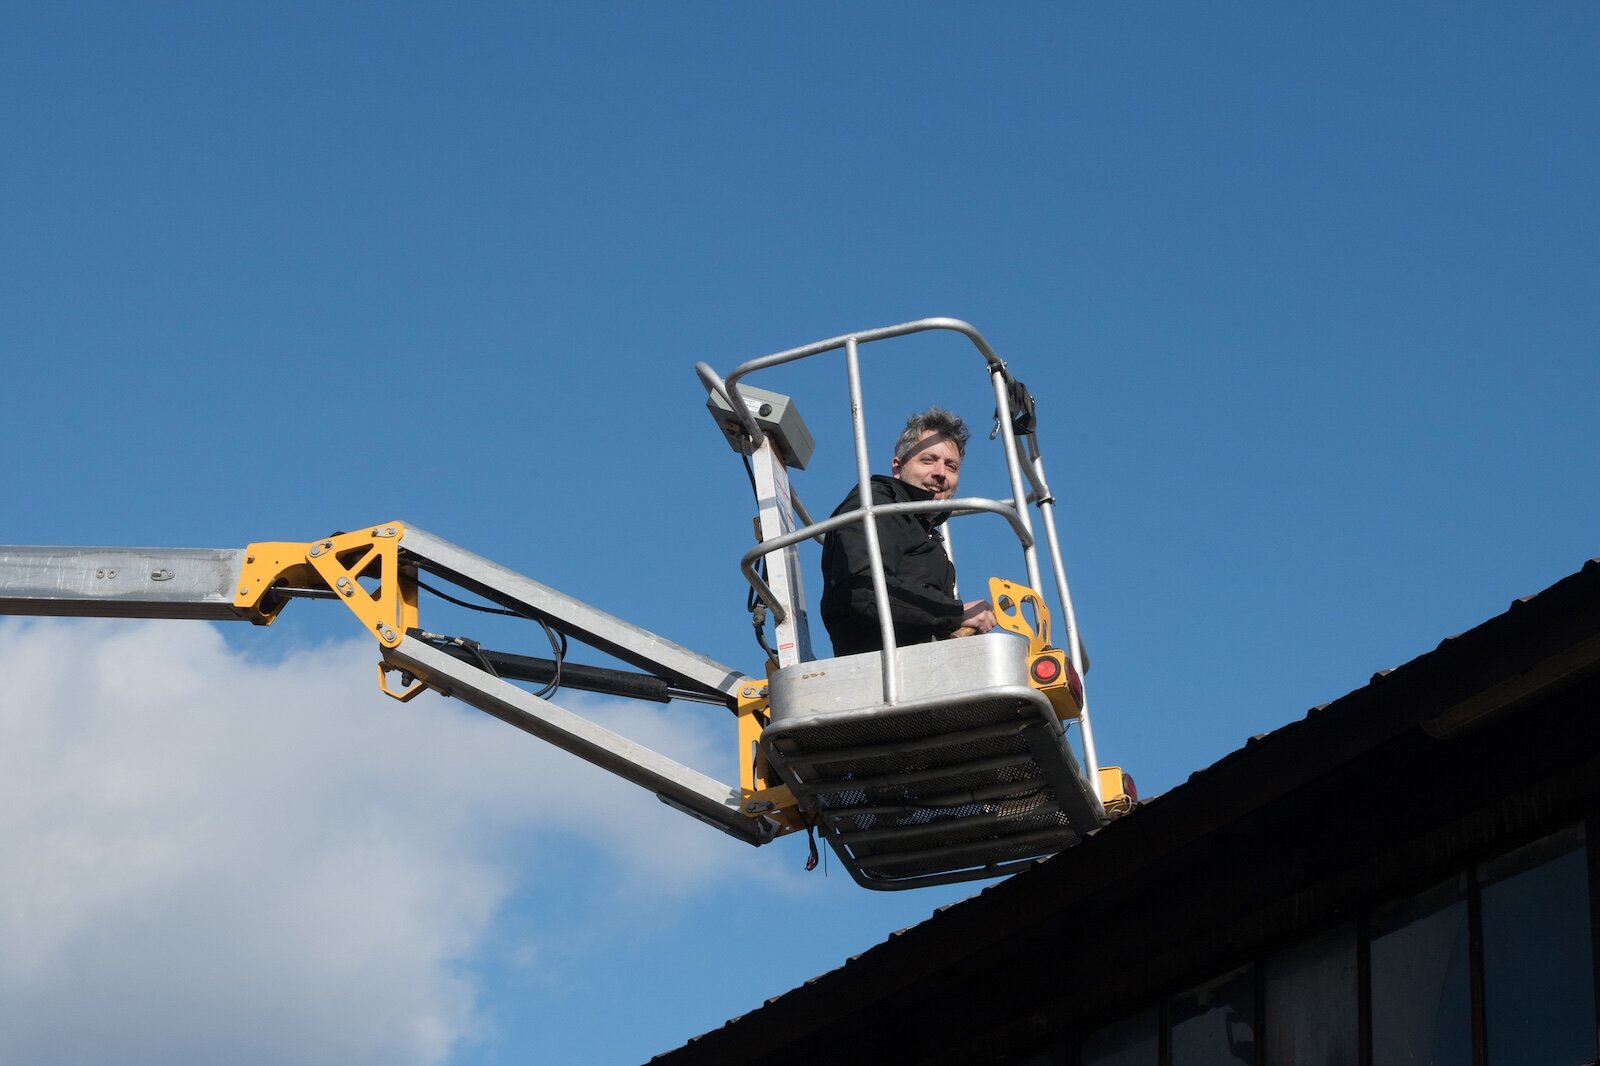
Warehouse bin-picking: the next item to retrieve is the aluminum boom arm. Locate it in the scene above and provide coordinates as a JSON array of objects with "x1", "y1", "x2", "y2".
[
  {"x1": 380, "y1": 636, "x2": 767, "y2": 843},
  {"x1": 0, "y1": 525, "x2": 777, "y2": 846},
  {"x1": 400, "y1": 526, "x2": 745, "y2": 701},
  {"x1": 0, "y1": 545, "x2": 255, "y2": 620}
]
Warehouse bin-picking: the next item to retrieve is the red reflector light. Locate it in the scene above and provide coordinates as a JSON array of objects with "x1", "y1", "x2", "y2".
[{"x1": 1030, "y1": 656, "x2": 1060, "y2": 683}]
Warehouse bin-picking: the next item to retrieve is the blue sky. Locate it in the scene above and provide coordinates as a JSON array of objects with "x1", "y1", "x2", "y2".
[{"x1": 2, "y1": 4, "x2": 1596, "y2": 1063}]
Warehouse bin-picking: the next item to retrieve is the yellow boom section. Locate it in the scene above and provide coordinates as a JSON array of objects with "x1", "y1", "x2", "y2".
[{"x1": 234, "y1": 522, "x2": 417, "y2": 648}]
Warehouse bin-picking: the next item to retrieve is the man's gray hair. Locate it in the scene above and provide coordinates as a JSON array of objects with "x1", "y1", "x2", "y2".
[{"x1": 893, "y1": 407, "x2": 970, "y2": 461}]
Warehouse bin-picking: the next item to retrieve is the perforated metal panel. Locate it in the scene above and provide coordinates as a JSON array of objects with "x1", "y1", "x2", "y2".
[{"x1": 763, "y1": 634, "x2": 1104, "y2": 889}]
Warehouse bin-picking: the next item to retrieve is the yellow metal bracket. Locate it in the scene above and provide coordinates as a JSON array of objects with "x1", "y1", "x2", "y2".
[
  {"x1": 377, "y1": 662, "x2": 429, "y2": 702},
  {"x1": 733, "y1": 676, "x2": 802, "y2": 834},
  {"x1": 988, "y1": 576, "x2": 1083, "y2": 721},
  {"x1": 988, "y1": 576, "x2": 1051, "y2": 655},
  {"x1": 234, "y1": 523, "x2": 419, "y2": 649}
]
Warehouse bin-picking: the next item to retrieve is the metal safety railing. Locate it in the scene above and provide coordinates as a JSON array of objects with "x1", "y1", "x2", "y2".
[{"x1": 697, "y1": 317, "x2": 1100, "y2": 787}]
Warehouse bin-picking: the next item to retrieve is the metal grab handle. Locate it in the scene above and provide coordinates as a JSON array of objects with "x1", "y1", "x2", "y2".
[{"x1": 707, "y1": 318, "x2": 1005, "y2": 452}]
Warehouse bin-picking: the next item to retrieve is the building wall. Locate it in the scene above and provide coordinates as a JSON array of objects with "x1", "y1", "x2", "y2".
[{"x1": 1076, "y1": 819, "x2": 1598, "y2": 1065}]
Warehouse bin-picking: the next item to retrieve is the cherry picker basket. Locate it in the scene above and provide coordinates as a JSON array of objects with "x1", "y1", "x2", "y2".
[
  {"x1": 701, "y1": 317, "x2": 1113, "y2": 889},
  {"x1": 763, "y1": 633, "x2": 1099, "y2": 889}
]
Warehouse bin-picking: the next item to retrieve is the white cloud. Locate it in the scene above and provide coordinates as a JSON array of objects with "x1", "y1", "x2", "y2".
[{"x1": 0, "y1": 618, "x2": 757, "y2": 1065}]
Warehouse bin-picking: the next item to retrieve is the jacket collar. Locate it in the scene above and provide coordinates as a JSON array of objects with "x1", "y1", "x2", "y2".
[{"x1": 871, "y1": 474, "x2": 951, "y2": 529}]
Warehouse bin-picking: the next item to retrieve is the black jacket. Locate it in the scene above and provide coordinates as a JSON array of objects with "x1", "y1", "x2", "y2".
[{"x1": 819, "y1": 475, "x2": 964, "y2": 656}]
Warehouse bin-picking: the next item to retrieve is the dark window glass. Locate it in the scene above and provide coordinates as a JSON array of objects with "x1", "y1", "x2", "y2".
[
  {"x1": 1264, "y1": 923, "x2": 1358, "y2": 1066},
  {"x1": 1169, "y1": 966, "x2": 1254, "y2": 1066},
  {"x1": 1370, "y1": 876, "x2": 1471, "y2": 1066},
  {"x1": 1479, "y1": 824, "x2": 1596, "y2": 1066},
  {"x1": 1081, "y1": 1007, "x2": 1157, "y2": 1066}
]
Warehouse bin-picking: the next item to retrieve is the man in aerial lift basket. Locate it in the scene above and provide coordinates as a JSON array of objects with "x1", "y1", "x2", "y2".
[{"x1": 819, "y1": 407, "x2": 997, "y2": 655}]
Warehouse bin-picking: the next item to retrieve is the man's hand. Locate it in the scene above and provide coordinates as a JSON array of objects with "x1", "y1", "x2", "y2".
[{"x1": 959, "y1": 599, "x2": 997, "y2": 635}]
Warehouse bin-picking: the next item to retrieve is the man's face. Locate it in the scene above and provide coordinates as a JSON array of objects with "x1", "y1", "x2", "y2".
[{"x1": 891, "y1": 431, "x2": 962, "y2": 500}]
